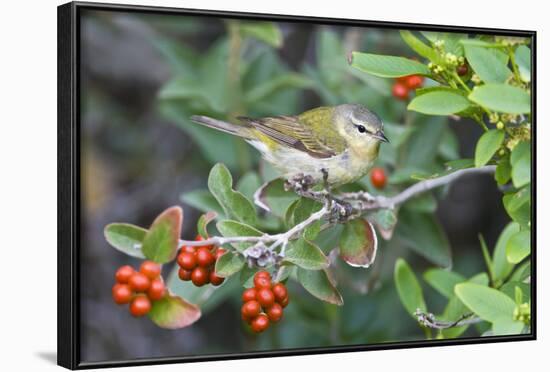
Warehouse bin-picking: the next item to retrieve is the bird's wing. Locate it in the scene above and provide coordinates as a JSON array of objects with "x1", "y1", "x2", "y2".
[{"x1": 237, "y1": 108, "x2": 346, "y2": 159}]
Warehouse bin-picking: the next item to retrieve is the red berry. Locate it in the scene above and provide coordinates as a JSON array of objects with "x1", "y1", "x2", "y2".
[
  {"x1": 147, "y1": 278, "x2": 166, "y2": 301},
  {"x1": 112, "y1": 283, "x2": 133, "y2": 304},
  {"x1": 128, "y1": 272, "x2": 151, "y2": 292},
  {"x1": 196, "y1": 247, "x2": 215, "y2": 267},
  {"x1": 253, "y1": 272, "x2": 272, "y2": 289},
  {"x1": 255, "y1": 271, "x2": 271, "y2": 280},
  {"x1": 392, "y1": 82, "x2": 409, "y2": 100},
  {"x1": 129, "y1": 295, "x2": 151, "y2": 317},
  {"x1": 457, "y1": 64, "x2": 469, "y2": 76},
  {"x1": 241, "y1": 300, "x2": 261, "y2": 320},
  {"x1": 215, "y1": 247, "x2": 226, "y2": 260},
  {"x1": 242, "y1": 288, "x2": 257, "y2": 303},
  {"x1": 266, "y1": 303, "x2": 283, "y2": 322},
  {"x1": 370, "y1": 167, "x2": 387, "y2": 189},
  {"x1": 181, "y1": 245, "x2": 196, "y2": 254},
  {"x1": 178, "y1": 268, "x2": 192, "y2": 281},
  {"x1": 250, "y1": 314, "x2": 270, "y2": 333},
  {"x1": 272, "y1": 283, "x2": 288, "y2": 303},
  {"x1": 191, "y1": 267, "x2": 210, "y2": 287},
  {"x1": 405, "y1": 75, "x2": 424, "y2": 89},
  {"x1": 140, "y1": 260, "x2": 161, "y2": 279},
  {"x1": 256, "y1": 288, "x2": 275, "y2": 309},
  {"x1": 115, "y1": 265, "x2": 134, "y2": 284},
  {"x1": 280, "y1": 296, "x2": 289, "y2": 308},
  {"x1": 209, "y1": 270, "x2": 225, "y2": 286},
  {"x1": 177, "y1": 251, "x2": 197, "y2": 270}
]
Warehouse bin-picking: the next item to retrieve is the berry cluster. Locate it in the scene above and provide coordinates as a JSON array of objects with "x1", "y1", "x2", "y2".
[
  {"x1": 370, "y1": 167, "x2": 387, "y2": 189},
  {"x1": 392, "y1": 74, "x2": 424, "y2": 100},
  {"x1": 241, "y1": 271, "x2": 289, "y2": 333},
  {"x1": 177, "y1": 236, "x2": 226, "y2": 287},
  {"x1": 112, "y1": 261, "x2": 166, "y2": 317}
]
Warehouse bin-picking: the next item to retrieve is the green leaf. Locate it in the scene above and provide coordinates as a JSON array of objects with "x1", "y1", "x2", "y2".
[
  {"x1": 515, "y1": 45, "x2": 531, "y2": 82},
  {"x1": 181, "y1": 189, "x2": 225, "y2": 217},
  {"x1": 468, "y1": 84, "x2": 531, "y2": 114},
  {"x1": 289, "y1": 197, "x2": 323, "y2": 240},
  {"x1": 474, "y1": 129, "x2": 505, "y2": 167},
  {"x1": 503, "y1": 194, "x2": 530, "y2": 229},
  {"x1": 208, "y1": 163, "x2": 257, "y2": 225},
  {"x1": 148, "y1": 294, "x2": 201, "y2": 329},
  {"x1": 509, "y1": 261, "x2": 531, "y2": 282},
  {"x1": 394, "y1": 258, "x2": 427, "y2": 318},
  {"x1": 366, "y1": 208, "x2": 397, "y2": 240},
  {"x1": 492, "y1": 318, "x2": 525, "y2": 336},
  {"x1": 104, "y1": 223, "x2": 147, "y2": 259},
  {"x1": 297, "y1": 268, "x2": 343, "y2": 305},
  {"x1": 464, "y1": 45, "x2": 512, "y2": 83},
  {"x1": 510, "y1": 141, "x2": 531, "y2": 188},
  {"x1": 197, "y1": 211, "x2": 217, "y2": 239},
  {"x1": 500, "y1": 282, "x2": 530, "y2": 303},
  {"x1": 506, "y1": 230, "x2": 531, "y2": 264},
  {"x1": 455, "y1": 283, "x2": 516, "y2": 322},
  {"x1": 506, "y1": 186, "x2": 530, "y2": 213},
  {"x1": 350, "y1": 52, "x2": 431, "y2": 78},
  {"x1": 493, "y1": 222, "x2": 520, "y2": 282},
  {"x1": 408, "y1": 90, "x2": 472, "y2": 115},
  {"x1": 256, "y1": 178, "x2": 299, "y2": 218},
  {"x1": 423, "y1": 269, "x2": 466, "y2": 299},
  {"x1": 339, "y1": 219, "x2": 377, "y2": 268},
  {"x1": 141, "y1": 206, "x2": 182, "y2": 264},
  {"x1": 240, "y1": 22, "x2": 283, "y2": 48},
  {"x1": 441, "y1": 272, "x2": 489, "y2": 338},
  {"x1": 284, "y1": 238, "x2": 329, "y2": 270},
  {"x1": 495, "y1": 155, "x2": 512, "y2": 185},
  {"x1": 400, "y1": 30, "x2": 440, "y2": 62},
  {"x1": 216, "y1": 220, "x2": 263, "y2": 252},
  {"x1": 396, "y1": 210, "x2": 452, "y2": 267},
  {"x1": 236, "y1": 171, "x2": 262, "y2": 203},
  {"x1": 215, "y1": 251, "x2": 245, "y2": 277}
]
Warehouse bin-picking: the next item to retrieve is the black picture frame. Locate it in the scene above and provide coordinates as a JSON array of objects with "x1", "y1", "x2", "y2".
[{"x1": 58, "y1": 1, "x2": 537, "y2": 369}]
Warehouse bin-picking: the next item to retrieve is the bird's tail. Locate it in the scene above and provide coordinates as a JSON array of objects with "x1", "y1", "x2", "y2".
[{"x1": 190, "y1": 115, "x2": 252, "y2": 139}]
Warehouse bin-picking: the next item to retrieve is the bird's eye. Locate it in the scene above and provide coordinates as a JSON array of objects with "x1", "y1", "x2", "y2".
[{"x1": 356, "y1": 125, "x2": 366, "y2": 134}]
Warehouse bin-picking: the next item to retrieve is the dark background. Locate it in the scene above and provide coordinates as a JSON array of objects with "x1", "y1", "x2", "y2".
[{"x1": 79, "y1": 9, "x2": 507, "y2": 363}]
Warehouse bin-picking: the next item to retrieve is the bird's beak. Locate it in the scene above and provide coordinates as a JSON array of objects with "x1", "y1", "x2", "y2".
[{"x1": 374, "y1": 130, "x2": 389, "y2": 143}]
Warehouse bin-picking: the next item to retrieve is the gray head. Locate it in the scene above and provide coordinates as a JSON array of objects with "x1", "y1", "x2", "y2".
[{"x1": 335, "y1": 104, "x2": 389, "y2": 143}]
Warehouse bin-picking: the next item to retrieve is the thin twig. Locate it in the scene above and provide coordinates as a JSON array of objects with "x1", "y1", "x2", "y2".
[{"x1": 415, "y1": 309, "x2": 482, "y2": 330}]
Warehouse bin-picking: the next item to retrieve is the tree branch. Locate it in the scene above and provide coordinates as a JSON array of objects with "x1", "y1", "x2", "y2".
[
  {"x1": 178, "y1": 165, "x2": 496, "y2": 264},
  {"x1": 414, "y1": 309, "x2": 482, "y2": 330}
]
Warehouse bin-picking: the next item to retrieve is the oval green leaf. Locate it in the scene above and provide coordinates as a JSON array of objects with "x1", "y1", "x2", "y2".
[
  {"x1": 423, "y1": 269, "x2": 466, "y2": 299},
  {"x1": 506, "y1": 230, "x2": 531, "y2": 264},
  {"x1": 339, "y1": 219, "x2": 377, "y2": 268},
  {"x1": 469, "y1": 84, "x2": 531, "y2": 114},
  {"x1": 215, "y1": 252, "x2": 245, "y2": 277},
  {"x1": 284, "y1": 238, "x2": 329, "y2": 270},
  {"x1": 493, "y1": 222, "x2": 520, "y2": 281},
  {"x1": 297, "y1": 268, "x2": 343, "y2": 305},
  {"x1": 394, "y1": 258, "x2": 427, "y2": 318},
  {"x1": 141, "y1": 206, "x2": 183, "y2": 264},
  {"x1": 148, "y1": 294, "x2": 201, "y2": 329},
  {"x1": 474, "y1": 129, "x2": 505, "y2": 167},
  {"x1": 455, "y1": 283, "x2": 516, "y2": 322},
  {"x1": 208, "y1": 163, "x2": 257, "y2": 226},
  {"x1": 104, "y1": 223, "x2": 146, "y2": 259},
  {"x1": 350, "y1": 52, "x2": 431, "y2": 78},
  {"x1": 408, "y1": 90, "x2": 472, "y2": 115},
  {"x1": 464, "y1": 45, "x2": 512, "y2": 83}
]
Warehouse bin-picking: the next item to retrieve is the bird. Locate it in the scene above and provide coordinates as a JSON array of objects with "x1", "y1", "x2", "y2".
[{"x1": 190, "y1": 103, "x2": 388, "y2": 187}]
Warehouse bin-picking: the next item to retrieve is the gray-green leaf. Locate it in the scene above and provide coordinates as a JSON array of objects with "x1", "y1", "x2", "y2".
[{"x1": 474, "y1": 129, "x2": 504, "y2": 167}]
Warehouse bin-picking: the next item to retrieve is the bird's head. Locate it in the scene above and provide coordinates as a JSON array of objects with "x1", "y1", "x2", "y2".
[{"x1": 334, "y1": 104, "x2": 388, "y2": 157}]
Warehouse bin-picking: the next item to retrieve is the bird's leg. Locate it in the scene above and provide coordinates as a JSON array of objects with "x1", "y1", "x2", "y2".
[{"x1": 317, "y1": 168, "x2": 355, "y2": 223}]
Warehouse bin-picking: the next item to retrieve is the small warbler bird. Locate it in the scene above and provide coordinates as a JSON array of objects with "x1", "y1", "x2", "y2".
[{"x1": 191, "y1": 104, "x2": 388, "y2": 187}]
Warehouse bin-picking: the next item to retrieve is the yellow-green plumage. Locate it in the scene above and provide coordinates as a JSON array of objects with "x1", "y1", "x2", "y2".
[{"x1": 190, "y1": 104, "x2": 388, "y2": 187}]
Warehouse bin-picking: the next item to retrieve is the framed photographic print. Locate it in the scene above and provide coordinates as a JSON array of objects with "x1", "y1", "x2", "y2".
[{"x1": 58, "y1": 1, "x2": 536, "y2": 369}]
